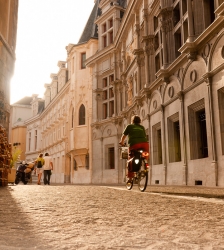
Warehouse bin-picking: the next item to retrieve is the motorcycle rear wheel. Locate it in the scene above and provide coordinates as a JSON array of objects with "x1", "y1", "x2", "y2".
[
  {"x1": 138, "y1": 171, "x2": 148, "y2": 192},
  {"x1": 126, "y1": 179, "x2": 133, "y2": 190},
  {"x1": 15, "y1": 176, "x2": 20, "y2": 185}
]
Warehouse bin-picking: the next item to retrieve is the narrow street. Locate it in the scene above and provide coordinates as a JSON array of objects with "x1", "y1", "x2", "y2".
[{"x1": 1, "y1": 184, "x2": 224, "y2": 250}]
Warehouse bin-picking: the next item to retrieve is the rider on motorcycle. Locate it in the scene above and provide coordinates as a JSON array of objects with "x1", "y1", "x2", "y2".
[{"x1": 119, "y1": 115, "x2": 149, "y2": 179}]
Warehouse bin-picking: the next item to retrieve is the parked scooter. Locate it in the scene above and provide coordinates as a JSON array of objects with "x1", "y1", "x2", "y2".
[{"x1": 15, "y1": 161, "x2": 34, "y2": 185}]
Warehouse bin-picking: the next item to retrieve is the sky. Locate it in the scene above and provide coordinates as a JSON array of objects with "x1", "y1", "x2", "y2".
[{"x1": 10, "y1": 0, "x2": 95, "y2": 104}]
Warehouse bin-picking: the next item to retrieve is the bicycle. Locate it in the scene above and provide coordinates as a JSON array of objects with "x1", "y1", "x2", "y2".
[{"x1": 120, "y1": 144, "x2": 150, "y2": 192}]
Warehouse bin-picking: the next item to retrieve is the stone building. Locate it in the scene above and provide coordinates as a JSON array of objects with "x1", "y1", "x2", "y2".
[
  {"x1": 0, "y1": 0, "x2": 18, "y2": 135},
  {"x1": 24, "y1": 0, "x2": 100, "y2": 184},
  {"x1": 25, "y1": 62, "x2": 69, "y2": 183},
  {"x1": 87, "y1": 0, "x2": 224, "y2": 187},
  {"x1": 65, "y1": 0, "x2": 99, "y2": 184}
]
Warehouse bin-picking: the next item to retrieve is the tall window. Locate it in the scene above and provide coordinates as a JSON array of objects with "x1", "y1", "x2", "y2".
[
  {"x1": 101, "y1": 17, "x2": 114, "y2": 49},
  {"x1": 152, "y1": 123, "x2": 163, "y2": 165},
  {"x1": 79, "y1": 104, "x2": 85, "y2": 125},
  {"x1": 167, "y1": 113, "x2": 181, "y2": 162},
  {"x1": 34, "y1": 130, "x2": 37, "y2": 150},
  {"x1": 102, "y1": 75, "x2": 114, "y2": 120},
  {"x1": 188, "y1": 99, "x2": 208, "y2": 159},
  {"x1": 154, "y1": 16, "x2": 162, "y2": 73},
  {"x1": 81, "y1": 53, "x2": 86, "y2": 69},
  {"x1": 108, "y1": 147, "x2": 115, "y2": 169}
]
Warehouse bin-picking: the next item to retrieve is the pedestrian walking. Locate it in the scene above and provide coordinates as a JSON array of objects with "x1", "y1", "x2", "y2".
[
  {"x1": 34, "y1": 153, "x2": 45, "y2": 185},
  {"x1": 43, "y1": 152, "x2": 53, "y2": 185}
]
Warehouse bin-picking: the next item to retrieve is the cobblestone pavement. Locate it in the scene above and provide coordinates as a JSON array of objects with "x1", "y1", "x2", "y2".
[{"x1": 1, "y1": 184, "x2": 224, "y2": 250}]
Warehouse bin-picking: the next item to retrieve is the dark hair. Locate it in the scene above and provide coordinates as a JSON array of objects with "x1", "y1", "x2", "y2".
[
  {"x1": 131, "y1": 115, "x2": 141, "y2": 124},
  {"x1": 39, "y1": 153, "x2": 43, "y2": 157},
  {"x1": 45, "y1": 152, "x2": 49, "y2": 156}
]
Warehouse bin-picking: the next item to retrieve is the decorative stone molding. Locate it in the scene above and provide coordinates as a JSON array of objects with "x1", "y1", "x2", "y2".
[
  {"x1": 142, "y1": 35, "x2": 155, "y2": 55},
  {"x1": 93, "y1": 88, "x2": 103, "y2": 100},
  {"x1": 153, "y1": 100, "x2": 157, "y2": 109},
  {"x1": 221, "y1": 46, "x2": 224, "y2": 59},
  {"x1": 187, "y1": 51, "x2": 197, "y2": 61},
  {"x1": 190, "y1": 70, "x2": 197, "y2": 83},
  {"x1": 160, "y1": 7, "x2": 173, "y2": 33},
  {"x1": 127, "y1": 75, "x2": 133, "y2": 106},
  {"x1": 168, "y1": 86, "x2": 174, "y2": 98},
  {"x1": 201, "y1": 43, "x2": 211, "y2": 64},
  {"x1": 177, "y1": 91, "x2": 184, "y2": 101}
]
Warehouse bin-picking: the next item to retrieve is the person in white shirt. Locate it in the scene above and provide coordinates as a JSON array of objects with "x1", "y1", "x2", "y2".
[{"x1": 43, "y1": 153, "x2": 53, "y2": 185}]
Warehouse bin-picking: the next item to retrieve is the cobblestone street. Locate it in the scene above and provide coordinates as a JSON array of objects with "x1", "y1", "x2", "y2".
[{"x1": 1, "y1": 184, "x2": 224, "y2": 250}]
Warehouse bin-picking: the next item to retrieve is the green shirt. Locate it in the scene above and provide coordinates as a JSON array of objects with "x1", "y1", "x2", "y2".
[{"x1": 123, "y1": 124, "x2": 147, "y2": 146}]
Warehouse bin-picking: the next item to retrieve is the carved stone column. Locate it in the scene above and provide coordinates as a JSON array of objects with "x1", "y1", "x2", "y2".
[
  {"x1": 160, "y1": 104, "x2": 167, "y2": 185},
  {"x1": 143, "y1": 35, "x2": 154, "y2": 86},
  {"x1": 122, "y1": 79, "x2": 127, "y2": 110},
  {"x1": 187, "y1": 0, "x2": 195, "y2": 42},
  {"x1": 204, "y1": 75, "x2": 218, "y2": 186},
  {"x1": 160, "y1": 7, "x2": 173, "y2": 68},
  {"x1": 121, "y1": 42, "x2": 126, "y2": 72},
  {"x1": 111, "y1": 80, "x2": 121, "y2": 116},
  {"x1": 94, "y1": 88, "x2": 103, "y2": 120},
  {"x1": 178, "y1": 91, "x2": 188, "y2": 185}
]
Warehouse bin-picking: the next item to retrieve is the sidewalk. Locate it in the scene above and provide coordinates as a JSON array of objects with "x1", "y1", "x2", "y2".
[{"x1": 145, "y1": 185, "x2": 224, "y2": 199}]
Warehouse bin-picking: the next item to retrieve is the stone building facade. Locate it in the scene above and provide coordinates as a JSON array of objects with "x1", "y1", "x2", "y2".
[
  {"x1": 87, "y1": 0, "x2": 224, "y2": 187},
  {"x1": 0, "y1": 0, "x2": 18, "y2": 135},
  {"x1": 25, "y1": 62, "x2": 69, "y2": 183},
  {"x1": 24, "y1": 0, "x2": 100, "y2": 184}
]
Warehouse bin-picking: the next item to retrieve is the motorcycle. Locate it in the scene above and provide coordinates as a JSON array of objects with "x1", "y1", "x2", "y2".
[{"x1": 15, "y1": 161, "x2": 34, "y2": 185}]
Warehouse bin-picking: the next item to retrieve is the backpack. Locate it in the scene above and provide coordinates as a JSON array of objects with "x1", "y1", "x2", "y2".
[{"x1": 37, "y1": 160, "x2": 43, "y2": 168}]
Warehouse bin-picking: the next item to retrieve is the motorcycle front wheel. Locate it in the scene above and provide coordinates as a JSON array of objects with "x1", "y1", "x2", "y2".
[{"x1": 138, "y1": 170, "x2": 148, "y2": 192}]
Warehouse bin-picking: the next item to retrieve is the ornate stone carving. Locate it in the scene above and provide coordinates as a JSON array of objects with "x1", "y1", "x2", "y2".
[
  {"x1": 221, "y1": 46, "x2": 224, "y2": 59},
  {"x1": 168, "y1": 86, "x2": 174, "y2": 98},
  {"x1": 190, "y1": 70, "x2": 197, "y2": 83},
  {"x1": 202, "y1": 43, "x2": 211, "y2": 64},
  {"x1": 160, "y1": 7, "x2": 173, "y2": 33},
  {"x1": 127, "y1": 75, "x2": 133, "y2": 106},
  {"x1": 153, "y1": 100, "x2": 157, "y2": 109}
]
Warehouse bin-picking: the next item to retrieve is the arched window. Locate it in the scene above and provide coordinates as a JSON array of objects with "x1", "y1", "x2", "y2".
[
  {"x1": 79, "y1": 104, "x2": 85, "y2": 125},
  {"x1": 71, "y1": 108, "x2": 74, "y2": 128}
]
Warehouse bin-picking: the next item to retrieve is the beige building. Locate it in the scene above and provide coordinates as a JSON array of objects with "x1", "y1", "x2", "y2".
[
  {"x1": 10, "y1": 97, "x2": 33, "y2": 161},
  {"x1": 0, "y1": 0, "x2": 18, "y2": 135},
  {"x1": 25, "y1": 62, "x2": 69, "y2": 183},
  {"x1": 87, "y1": 0, "x2": 224, "y2": 187},
  {"x1": 65, "y1": 0, "x2": 99, "y2": 184}
]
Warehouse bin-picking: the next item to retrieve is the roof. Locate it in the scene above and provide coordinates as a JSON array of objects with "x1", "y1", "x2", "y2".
[
  {"x1": 77, "y1": 0, "x2": 101, "y2": 44},
  {"x1": 13, "y1": 96, "x2": 33, "y2": 106}
]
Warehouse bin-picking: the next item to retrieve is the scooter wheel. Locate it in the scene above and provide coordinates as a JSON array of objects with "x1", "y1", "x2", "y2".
[{"x1": 15, "y1": 177, "x2": 19, "y2": 185}]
